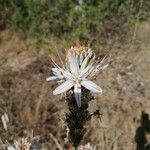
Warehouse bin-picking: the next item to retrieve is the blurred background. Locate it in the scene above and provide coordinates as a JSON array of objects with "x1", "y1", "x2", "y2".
[{"x1": 0, "y1": 0, "x2": 150, "y2": 149}]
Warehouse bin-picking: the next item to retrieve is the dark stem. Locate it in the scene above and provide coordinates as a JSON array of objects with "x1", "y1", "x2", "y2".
[{"x1": 65, "y1": 88, "x2": 94, "y2": 148}]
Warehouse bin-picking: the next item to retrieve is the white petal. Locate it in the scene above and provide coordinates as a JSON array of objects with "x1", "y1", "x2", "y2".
[
  {"x1": 55, "y1": 66, "x2": 74, "y2": 80},
  {"x1": 80, "y1": 49, "x2": 93, "y2": 71},
  {"x1": 87, "y1": 48, "x2": 93, "y2": 57},
  {"x1": 46, "y1": 76, "x2": 58, "y2": 81},
  {"x1": 97, "y1": 64, "x2": 109, "y2": 71},
  {"x1": 50, "y1": 57, "x2": 74, "y2": 80},
  {"x1": 7, "y1": 146, "x2": 16, "y2": 150},
  {"x1": 52, "y1": 68, "x2": 61, "y2": 76},
  {"x1": 53, "y1": 80, "x2": 74, "y2": 95},
  {"x1": 62, "y1": 69, "x2": 74, "y2": 80},
  {"x1": 80, "y1": 64, "x2": 93, "y2": 78},
  {"x1": 81, "y1": 80, "x2": 102, "y2": 93},
  {"x1": 79, "y1": 53, "x2": 84, "y2": 65},
  {"x1": 80, "y1": 55, "x2": 89, "y2": 71},
  {"x1": 65, "y1": 62, "x2": 70, "y2": 70},
  {"x1": 101, "y1": 64, "x2": 109, "y2": 70},
  {"x1": 74, "y1": 84, "x2": 81, "y2": 107},
  {"x1": 99, "y1": 55, "x2": 107, "y2": 64},
  {"x1": 68, "y1": 54, "x2": 79, "y2": 75}
]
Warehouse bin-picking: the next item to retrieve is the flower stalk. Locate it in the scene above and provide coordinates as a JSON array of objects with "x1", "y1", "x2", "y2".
[
  {"x1": 47, "y1": 45, "x2": 109, "y2": 148},
  {"x1": 65, "y1": 88, "x2": 92, "y2": 148}
]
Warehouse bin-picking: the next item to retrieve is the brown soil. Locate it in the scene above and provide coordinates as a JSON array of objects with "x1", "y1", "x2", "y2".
[{"x1": 0, "y1": 22, "x2": 150, "y2": 150}]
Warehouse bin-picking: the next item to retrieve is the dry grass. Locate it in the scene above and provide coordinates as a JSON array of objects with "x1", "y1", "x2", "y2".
[{"x1": 0, "y1": 21, "x2": 150, "y2": 149}]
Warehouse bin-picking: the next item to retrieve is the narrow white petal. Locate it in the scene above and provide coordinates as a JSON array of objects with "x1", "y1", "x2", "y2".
[
  {"x1": 87, "y1": 48, "x2": 93, "y2": 57},
  {"x1": 65, "y1": 62, "x2": 70, "y2": 70},
  {"x1": 80, "y1": 55, "x2": 89, "y2": 71},
  {"x1": 74, "y1": 84, "x2": 81, "y2": 107},
  {"x1": 86, "y1": 64, "x2": 97, "y2": 75},
  {"x1": 80, "y1": 49, "x2": 94, "y2": 71},
  {"x1": 79, "y1": 53, "x2": 84, "y2": 65},
  {"x1": 97, "y1": 64, "x2": 109, "y2": 71},
  {"x1": 99, "y1": 55, "x2": 107, "y2": 64},
  {"x1": 80, "y1": 64, "x2": 94, "y2": 78},
  {"x1": 81, "y1": 80, "x2": 102, "y2": 93},
  {"x1": 54, "y1": 65, "x2": 74, "y2": 80},
  {"x1": 52, "y1": 68, "x2": 61, "y2": 75},
  {"x1": 53, "y1": 80, "x2": 74, "y2": 95},
  {"x1": 7, "y1": 146, "x2": 16, "y2": 150},
  {"x1": 61, "y1": 69, "x2": 74, "y2": 80},
  {"x1": 50, "y1": 57, "x2": 73, "y2": 80},
  {"x1": 46, "y1": 76, "x2": 58, "y2": 81},
  {"x1": 68, "y1": 54, "x2": 79, "y2": 75}
]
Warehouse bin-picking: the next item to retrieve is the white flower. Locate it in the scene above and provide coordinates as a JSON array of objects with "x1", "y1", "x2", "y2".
[
  {"x1": 7, "y1": 138, "x2": 30, "y2": 150},
  {"x1": 47, "y1": 46, "x2": 108, "y2": 107},
  {"x1": 7, "y1": 146, "x2": 16, "y2": 150},
  {"x1": 6, "y1": 136, "x2": 40, "y2": 150},
  {"x1": 79, "y1": 142, "x2": 96, "y2": 150}
]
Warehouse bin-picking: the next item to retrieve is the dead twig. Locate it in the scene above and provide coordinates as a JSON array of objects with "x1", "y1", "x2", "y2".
[{"x1": 49, "y1": 133, "x2": 62, "y2": 150}]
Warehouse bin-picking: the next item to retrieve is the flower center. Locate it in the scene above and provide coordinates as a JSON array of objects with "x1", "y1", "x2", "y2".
[{"x1": 75, "y1": 78, "x2": 81, "y2": 85}]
